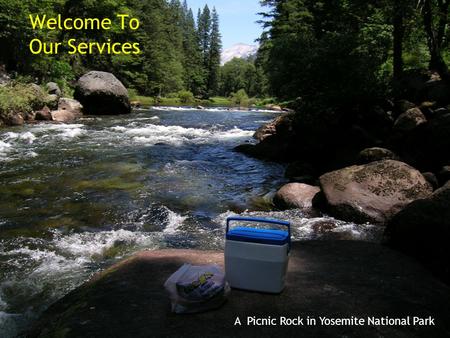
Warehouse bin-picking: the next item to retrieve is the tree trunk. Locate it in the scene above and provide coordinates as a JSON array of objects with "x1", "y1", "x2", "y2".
[
  {"x1": 421, "y1": 0, "x2": 450, "y2": 82},
  {"x1": 437, "y1": 0, "x2": 450, "y2": 48},
  {"x1": 393, "y1": 3, "x2": 405, "y2": 81}
]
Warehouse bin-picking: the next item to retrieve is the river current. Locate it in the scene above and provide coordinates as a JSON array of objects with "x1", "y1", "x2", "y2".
[{"x1": 0, "y1": 107, "x2": 380, "y2": 336}]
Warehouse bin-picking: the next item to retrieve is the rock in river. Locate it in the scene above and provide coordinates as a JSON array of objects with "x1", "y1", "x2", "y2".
[
  {"x1": 273, "y1": 183, "x2": 320, "y2": 212},
  {"x1": 28, "y1": 242, "x2": 450, "y2": 337},
  {"x1": 50, "y1": 98, "x2": 83, "y2": 122},
  {"x1": 74, "y1": 71, "x2": 131, "y2": 115},
  {"x1": 319, "y1": 160, "x2": 433, "y2": 224}
]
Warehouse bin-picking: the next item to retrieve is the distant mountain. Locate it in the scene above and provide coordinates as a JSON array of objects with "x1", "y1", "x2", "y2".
[{"x1": 221, "y1": 43, "x2": 258, "y2": 65}]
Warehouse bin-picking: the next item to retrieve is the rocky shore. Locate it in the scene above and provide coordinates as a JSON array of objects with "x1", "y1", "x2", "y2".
[
  {"x1": 235, "y1": 70, "x2": 450, "y2": 283},
  {"x1": 0, "y1": 71, "x2": 131, "y2": 127}
]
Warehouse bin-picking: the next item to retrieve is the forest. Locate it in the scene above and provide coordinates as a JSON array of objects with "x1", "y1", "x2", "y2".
[
  {"x1": 258, "y1": 0, "x2": 449, "y2": 106},
  {"x1": 0, "y1": 0, "x2": 225, "y2": 98},
  {"x1": 1, "y1": 0, "x2": 449, "y2": 106}
]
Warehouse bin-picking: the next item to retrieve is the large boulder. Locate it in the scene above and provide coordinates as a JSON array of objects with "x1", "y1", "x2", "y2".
[
  {"x1": 319, "y1": 160, "x2": 433, "y2": 224},
  {"x1": 28, "y1": 242, "x2": 450, "y2": 337},
  {"x1": 386, "y1": 181, "x2": 450, "y2": 283},
  {"x1": 393, "y1": 108, "x2": 427, "y2": 133},
  {"x1": 273, "y1": 183, "x2": 320, "y2": 212},
  {"x1": 74, "y1": 71, "x2": 131, "y2": 115}
]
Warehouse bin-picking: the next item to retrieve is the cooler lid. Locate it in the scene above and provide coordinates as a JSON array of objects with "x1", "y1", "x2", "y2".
[{"x1": 226, "y1": 227, "x2": 289, "y2": 246}]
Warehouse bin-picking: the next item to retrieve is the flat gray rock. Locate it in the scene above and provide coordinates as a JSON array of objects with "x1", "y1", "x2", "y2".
[{"x1": 28, "y1": 241, "x2": 450, "y2": 338}]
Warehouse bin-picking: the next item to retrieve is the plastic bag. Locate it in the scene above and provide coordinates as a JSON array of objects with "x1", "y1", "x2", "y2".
[{"x1": 164, "y1": 263, "x2": 230, "y2": 314}]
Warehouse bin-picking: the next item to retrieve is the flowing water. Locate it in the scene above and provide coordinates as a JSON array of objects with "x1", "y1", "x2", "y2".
[{"x1": 0, "y1": 107, "x2": 381, "y2": 336}]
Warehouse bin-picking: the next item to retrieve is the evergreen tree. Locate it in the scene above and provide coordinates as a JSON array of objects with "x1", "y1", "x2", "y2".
[
  {"x1": 197, "y1": 5, "x2": 211, "y2": 70},
  {"x1": 207, "y1": 7, "x2": 222, "y2": 95},
  {"x1": 181, "y1": 5, "x2": 204, "y2": 95}
]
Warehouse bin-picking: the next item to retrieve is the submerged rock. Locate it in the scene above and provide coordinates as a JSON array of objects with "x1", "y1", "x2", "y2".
[
  {"x1": 386, "y1": 181, "x2": 450, "y2": 283},
  {"x1": 28, "y1": 242, "x2": 450, "y2": 337},
  {"x1": 273, "y1": 183, "x2": 320, "y2": 212},
  {"x1": 319, "y1": 160, "x2": 433, "y2": 224},
  {"x1": 74, "y1": 71, "x2": 131, "y2": 115}
]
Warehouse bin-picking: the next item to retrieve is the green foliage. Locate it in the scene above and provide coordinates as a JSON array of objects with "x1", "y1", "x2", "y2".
[
  {"x1": 0, "y1": 83, "x2": 46, "y2": 118},
  {"x1": 219, "y1": 57, "x2": 267, "y2": 97},
  {"x1": 259, "y1": 1, "x2": 394, "y2": 105},
  {"x1": 0, "y1": 0, "x2": 223, "y2": 98},
  {"x1": 177, "y1": 90, "x2": 195, "y2": 104},
  {"x1": 260, "y1": 0, "x2": 450, "y2": 105},
  {"x1": 230, "y1": 89, "x2": 249, "y2": 107}
]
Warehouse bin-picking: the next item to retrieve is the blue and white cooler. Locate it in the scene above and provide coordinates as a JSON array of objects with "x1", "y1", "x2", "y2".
[{"x1": 224, "y1": 216, "x2": 291, "y2": 293}]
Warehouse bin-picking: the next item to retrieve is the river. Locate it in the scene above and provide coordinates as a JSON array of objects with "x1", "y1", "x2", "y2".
[{"x1": 0, "y1": 107, "x2": 380, "y2": 336}]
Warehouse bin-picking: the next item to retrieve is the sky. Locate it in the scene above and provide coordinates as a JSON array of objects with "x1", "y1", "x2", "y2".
[{"x1": 187, "y1": 0, "x2": 265, "y2": 49}]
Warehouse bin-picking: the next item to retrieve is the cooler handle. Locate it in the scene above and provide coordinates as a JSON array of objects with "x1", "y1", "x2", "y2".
[{"x1": 226, "y1": 216, "x2": 291, "y2": 252}]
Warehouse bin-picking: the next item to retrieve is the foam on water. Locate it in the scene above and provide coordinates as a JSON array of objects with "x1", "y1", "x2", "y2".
[
  {"x1": 216, "y1": 210, "x2": 382, "y2": 242},
  {"x1": 0, "y1": 205, "x2": 186, "y2": 337},
  {"x1": 4, "y1": 131, "x2": 36, "y2": 144},
  {"x1": 163, "y1": 209, "x2": 188, "y2": 234},
  {"x1": 117, "y1": 124, "x2": 253, "y2": 146},
  {"x1": 150, "y1": 106, "x2": 282, "y2": 114},
  {"x1": 0, "y1": 140, "x2": 12, "y2": 160}
]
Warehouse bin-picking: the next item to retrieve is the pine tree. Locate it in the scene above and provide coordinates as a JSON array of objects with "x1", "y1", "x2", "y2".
[
  {"x1": 207, "y1": 8, "x2": 222, "y2": 95},
  {"x1": 197, "y1": 5, "x2": 211, "y2": 70},
  {"x1": 181, "y1": 5, "x2": 204, "y2": 95}
]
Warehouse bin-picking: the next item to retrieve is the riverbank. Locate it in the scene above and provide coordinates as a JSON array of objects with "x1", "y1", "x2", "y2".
[
  {"x1": 129, "y1": 94, "x2": 284, "y2": 110},
  {"x1": 27, "y1": 241, "x2": 450, "y2": 337},
  {"x1": 235, "y1": 70, "x2": 450, "y2": 284}
]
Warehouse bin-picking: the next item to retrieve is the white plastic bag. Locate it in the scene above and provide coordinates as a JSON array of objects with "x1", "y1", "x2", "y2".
[{"x1": 164, "y1": 263, "x2": 230, "y2": 314}]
